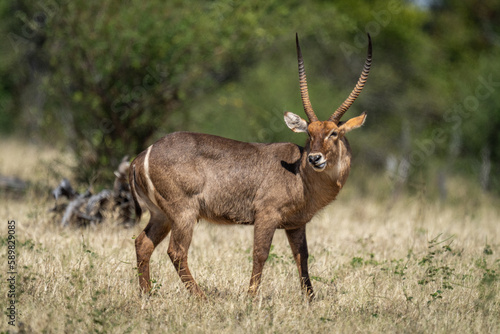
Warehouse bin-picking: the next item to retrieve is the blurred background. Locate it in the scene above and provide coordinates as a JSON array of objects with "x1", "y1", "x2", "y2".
[{"x1": 0, "y1": 0, "x2": 499, "y2": 201}]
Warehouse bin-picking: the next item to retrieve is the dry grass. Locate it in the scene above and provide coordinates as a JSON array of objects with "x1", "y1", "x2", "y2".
[{"x1": 1, "y1": 140, "x2": 499, "y2": 333}]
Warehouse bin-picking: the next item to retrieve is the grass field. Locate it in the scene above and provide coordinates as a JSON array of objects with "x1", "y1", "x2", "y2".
[{"x1": 1, "y1": 139, "x2": 499, "y2": 333}]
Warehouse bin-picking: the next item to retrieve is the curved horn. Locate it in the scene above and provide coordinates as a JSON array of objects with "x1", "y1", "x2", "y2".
[
  {"x1": 296, "y1": 33, "x2": 318, "y2": 122},
  {"x1": 329, "y1": 33, "x2": 372, "y2": 124}
]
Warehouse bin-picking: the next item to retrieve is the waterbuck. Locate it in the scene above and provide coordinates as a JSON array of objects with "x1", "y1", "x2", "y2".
[{"x1": 130, "y1": 34, "x2": 372, "y2": 300}]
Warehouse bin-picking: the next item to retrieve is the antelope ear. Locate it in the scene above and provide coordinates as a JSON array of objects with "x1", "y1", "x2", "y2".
[
  {"x1": 284, "y1": 112, "x2": 308, "y2": 133},
  {"x1": 339, "y1": 112, "x2": 367, "y2": 134}
]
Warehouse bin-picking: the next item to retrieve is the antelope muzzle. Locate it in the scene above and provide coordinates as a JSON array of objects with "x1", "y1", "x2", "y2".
[{"x1": 308, "y1": 153, "x2": 326, "y2": 171}]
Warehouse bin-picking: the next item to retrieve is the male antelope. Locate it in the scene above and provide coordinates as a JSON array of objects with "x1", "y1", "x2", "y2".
[{"x1": 130, "y1": 34, "x2": 372, "y2": 300}]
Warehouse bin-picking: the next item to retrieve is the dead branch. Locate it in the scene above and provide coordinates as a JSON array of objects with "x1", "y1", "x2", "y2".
[
  {"x1": 0, "y1": 175, "x2": 28, "y2": 193},
  {"x1": 52, "y1": 156, "x2": 135, "y2": 227}
]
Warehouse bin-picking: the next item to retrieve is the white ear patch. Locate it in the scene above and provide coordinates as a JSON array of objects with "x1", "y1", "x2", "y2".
[{"x1": 284, "y1": 112, "x2": 308, "y2": 133}]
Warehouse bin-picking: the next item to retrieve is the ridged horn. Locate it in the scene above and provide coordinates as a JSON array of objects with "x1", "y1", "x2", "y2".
[
  {"x1": 296, "y1": 33, "x2": 318, "y2": 122},
  {"x1": 329, "y1": 33, "x2": 372, "y2": 124}
]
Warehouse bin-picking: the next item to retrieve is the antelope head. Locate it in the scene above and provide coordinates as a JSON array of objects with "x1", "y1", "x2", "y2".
[{"x1": 284, "y1": 34, "x2": 372, "y2": 172}]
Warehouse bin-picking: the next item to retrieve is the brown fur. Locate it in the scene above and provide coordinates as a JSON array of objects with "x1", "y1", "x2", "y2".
[
  {"x1": 130, "y1": 35, "x2": 371, "y2": 300},
  {"x1": 130, "y1": 121, "x2": 362, "y2": 300}
]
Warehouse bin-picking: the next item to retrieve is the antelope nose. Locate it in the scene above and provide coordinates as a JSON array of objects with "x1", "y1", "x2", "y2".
[{"x1": 308, "y1": 154, "x2": 322, "y2": 164}]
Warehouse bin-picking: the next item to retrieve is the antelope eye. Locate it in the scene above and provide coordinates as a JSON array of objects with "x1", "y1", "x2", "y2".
[{"x1": 329, "y1": 131, "x2": 338, "y2": 138}]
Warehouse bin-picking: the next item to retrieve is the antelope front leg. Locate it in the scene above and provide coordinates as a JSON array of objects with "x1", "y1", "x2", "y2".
[
  {"x1": 285, "y1": 226, "x2": 314, "y2": 301},
  {"x1": 248, "y1": 225, "x2": 276, "y2": 297}
]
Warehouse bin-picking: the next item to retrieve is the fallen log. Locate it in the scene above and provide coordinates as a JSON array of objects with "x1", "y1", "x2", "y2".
[
  {"x1": 51, "y1": 156, "x2": 135, "y2": 227},
  {"x1": 0, "y1": 175, "x2": 28, "y2": 193}
]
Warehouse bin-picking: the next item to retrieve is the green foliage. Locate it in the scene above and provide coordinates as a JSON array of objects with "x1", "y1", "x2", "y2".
[
  {"x1": 1, "y1": 0, "x2": 499, "y2": 191},
  {"x1": 349, "y1": 254, "x2": 381, "y2": 268},
  {"x1": 424, "y1": 0, "x2": 500, "y2": 192},
  {"x1": 414, "y1": 235, "x2": 457, "y2": 305},
  {"x1": 0, "y1": 1, "x2": 43, "y2": 135},
  {"x1": 266, "y1": 245, "x2": 288, "y2": 264},
  {"x1": 38, "y1": 0, "x2": 301, "y2": 183},
  {"x1": 475, "y1": 257, "x2": 500, "y2": 312}
]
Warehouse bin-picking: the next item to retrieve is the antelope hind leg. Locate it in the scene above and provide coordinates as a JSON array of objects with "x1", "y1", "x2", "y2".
[
  {"x1": 167, "y1": 219, "x2": 206, "y2": 299},
  {"x1": 135, "y1": 210, "x2": 171, "y2": 294}
]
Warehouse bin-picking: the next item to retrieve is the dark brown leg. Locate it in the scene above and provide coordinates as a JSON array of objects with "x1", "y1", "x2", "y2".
[
  {"x1": 248, "y1": 225, "x2": 276, "y2": 297},
  {"x1": 167, "y1": 222, "x2": 206, "y2": 299},
  {"x1": 286, "y1": 226, "x2": 314, "y2": 301},
  {"x1": 135, "y1": 211, "x2": 171, "y2": 294}
]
